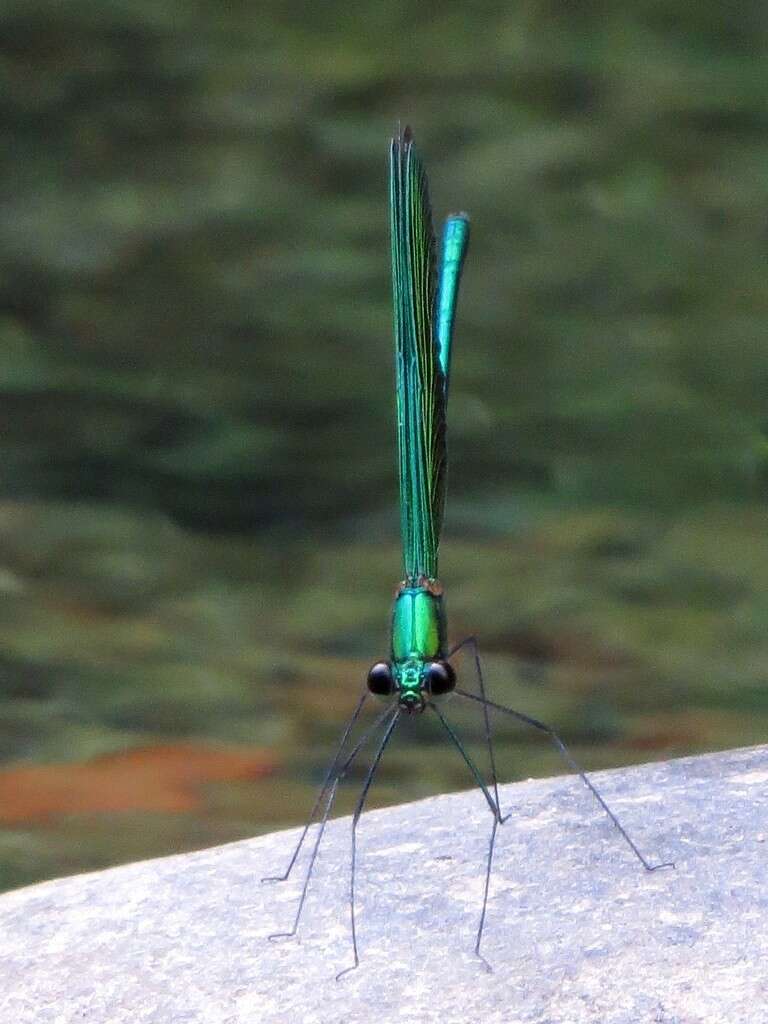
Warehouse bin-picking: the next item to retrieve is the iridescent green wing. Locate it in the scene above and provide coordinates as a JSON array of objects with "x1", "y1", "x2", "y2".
[{"x1": 390, "y1": 128, "x2": 444, "y2": 583}]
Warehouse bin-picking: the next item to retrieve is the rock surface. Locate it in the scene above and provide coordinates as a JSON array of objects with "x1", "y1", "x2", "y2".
[{"x1": 2, "y1": 745, "x2": 768, "y2": 1024}]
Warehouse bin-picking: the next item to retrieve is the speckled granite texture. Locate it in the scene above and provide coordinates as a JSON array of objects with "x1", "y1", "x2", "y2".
[{"x1": 2, "y1": 745, "x2": 767, "y2": 1024}]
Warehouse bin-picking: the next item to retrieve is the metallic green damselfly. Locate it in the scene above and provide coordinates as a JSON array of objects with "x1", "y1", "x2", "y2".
[{"x1": 265, "y1": 127, "x2": 673, "y2": 979}]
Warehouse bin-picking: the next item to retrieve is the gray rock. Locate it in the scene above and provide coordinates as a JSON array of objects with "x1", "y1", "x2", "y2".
[{"x1": 2, "y1": 745, "x2": 768, "y2": 1024}]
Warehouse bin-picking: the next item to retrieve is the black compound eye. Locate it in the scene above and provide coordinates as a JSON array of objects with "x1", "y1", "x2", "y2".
[
  {"x1": 367, "y1": 661, "x2": 395, "y2": 696},
  {"x1": 424, "y1": 661, "x2": 456, "y2": 696}
]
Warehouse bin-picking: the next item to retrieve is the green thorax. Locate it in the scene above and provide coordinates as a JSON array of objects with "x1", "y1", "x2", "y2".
[{"x1": 390, "y1": 583, "x2": 447, "y2": 700}]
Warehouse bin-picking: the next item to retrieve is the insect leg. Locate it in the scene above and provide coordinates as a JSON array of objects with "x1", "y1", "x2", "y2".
[
  {"x1": 267, "y1": 778, "x2": 339, "y2": 941},
  {"x1": 448, "y1": 635, "x2": 501, "y2": 816},
  {"x1": 429, "y1": 701, "x2": 501, "y2": 972},
  {"x1": 336, "y1": 707, "x2": 401, "y2": 982},
  {"x1": 429, "y1": 700, "x2": 500, "y2": 820},
  {"x1": 262, "y1": 689, "x2": 368, "y2": 884},
  {"x1": 456, "y1": 687, "x2": 675, "y2": 872},
  {"x1": 267, "y1": 702, "x2": 397, "y2": 941}
]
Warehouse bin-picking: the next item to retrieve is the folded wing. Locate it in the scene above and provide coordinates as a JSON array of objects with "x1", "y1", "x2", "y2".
[{"x1": 390, "y1": 127, "x2": 449, "y2": 583}]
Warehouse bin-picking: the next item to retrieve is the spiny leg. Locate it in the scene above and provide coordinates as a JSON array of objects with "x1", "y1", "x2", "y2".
[
  {"x1": 267, "y1": 702, "x2": 399, "y2": 941},
  {"x1": 262, "y1": 689, "x2": 368, "y2": 884},
  {"x1": 429, "y1": 701, "x2": 501, "y2": 972},
  {"x1": 429, "y1": 701, "x2": 500, "y2": 820},
  {"x1": 336, "y1": 708, "x2": 401, "y2": 982},
  {"x1": 477, "y1": 814, "x2": 499, "y2": 973},
  {"x1": 448, "y1": 636, "x2": 501, "y2": 820},
  {"x1": 456, "y1": 687, "x2": 675, "y2": 872},
  {"x1": 268, "y1": 778, "x2": 339, "y2": 941}
]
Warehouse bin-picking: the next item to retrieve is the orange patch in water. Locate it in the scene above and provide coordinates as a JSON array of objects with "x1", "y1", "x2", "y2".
[{"x1": 0, "y1": 743, "x2": 275, "y2": 823}]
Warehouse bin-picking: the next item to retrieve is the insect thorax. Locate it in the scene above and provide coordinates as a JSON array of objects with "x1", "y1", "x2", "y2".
[{"x1": 391, "y1": 580, "x2": 446, "y2": 669}]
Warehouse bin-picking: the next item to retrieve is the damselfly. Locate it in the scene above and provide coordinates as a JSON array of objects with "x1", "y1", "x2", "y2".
[{"x1": 265, "y1": 127, "x2": 673, "y2": 979}]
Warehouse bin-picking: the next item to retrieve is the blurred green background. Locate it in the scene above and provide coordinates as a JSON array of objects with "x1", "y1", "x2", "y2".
[{"x1": 1, "y1": 1, "x2": 768, "y2": 894}]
